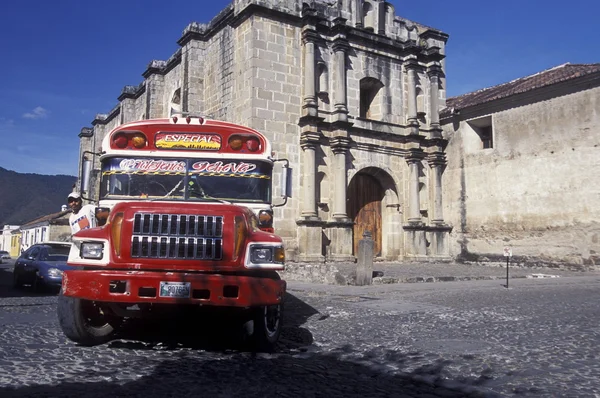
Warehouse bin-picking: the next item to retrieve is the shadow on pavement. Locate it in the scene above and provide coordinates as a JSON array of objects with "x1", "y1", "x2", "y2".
[
  {"x1": 104, "y1": 292, "x2": 318, "y2": 352},
  {"x1": 0, "y1": 347, "x2": 494, "y2": 398}
]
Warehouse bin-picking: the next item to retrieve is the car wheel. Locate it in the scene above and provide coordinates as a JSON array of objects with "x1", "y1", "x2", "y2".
[
  {"x1": 12, "y1": 271, "x2": 22, "y2": 289},
  {"x1": 32, "y1": 272, "x2": 42, "y2": 292},
  {"x1": 57, "y1": 292, "x2": 120, "y2": 346}
]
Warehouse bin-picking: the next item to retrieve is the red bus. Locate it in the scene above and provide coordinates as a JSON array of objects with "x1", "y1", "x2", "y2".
[{"x1": 58, "y1": 115, "x2": 290, "y2": 352}]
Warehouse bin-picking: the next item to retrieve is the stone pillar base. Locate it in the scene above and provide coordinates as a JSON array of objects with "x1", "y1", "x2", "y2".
[
  {"x1": 427, "y1": 223, "x2": 453, "y2": 257},
  {"x1": 403, "y1": 223, "x2": 427, "y2": 257},
  {"x1": 324, "y1": 220, "x2": 355, "y2": 262},
  {"x1": 296, "y1": 219, "x2": 325, "y2": 264}
]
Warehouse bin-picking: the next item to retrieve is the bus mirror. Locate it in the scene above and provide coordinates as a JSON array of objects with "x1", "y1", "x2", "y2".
[
  {"x1": 81, "y1": 158, "x2": 92, "y2": 194},
  {"x1": 273, "y1": 159, "x2": 291, "y2": 207}
]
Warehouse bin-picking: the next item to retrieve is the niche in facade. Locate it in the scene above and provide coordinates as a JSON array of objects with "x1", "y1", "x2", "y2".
[
  {"x1": 359, "y1": 77, "x2": 384, "y2": 119},
  {"x1": 170, "y1": 88, "x2": 182, "y2": 116},
  {"x1": 317, "y1": 62, "x2": 329, "y2": 105},
  {"x1": 362, "y1": 2, "x2": 375, "y2": 31}
]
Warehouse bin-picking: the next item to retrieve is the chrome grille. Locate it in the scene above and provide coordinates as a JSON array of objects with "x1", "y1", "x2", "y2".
[{"x1": 131, "y1": 213, "x2": 223, "y2": 260}]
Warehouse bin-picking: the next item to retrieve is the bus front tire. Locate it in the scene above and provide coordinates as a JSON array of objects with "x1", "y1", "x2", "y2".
[
  {"x1": 247, "y1": 303, "x2": 283, "y2": 353},
  {"x1": 57, "y1": 292, "x2": 119, "y2": 346}
]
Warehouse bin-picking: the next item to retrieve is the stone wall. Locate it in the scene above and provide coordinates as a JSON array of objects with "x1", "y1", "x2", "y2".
[{"x1": 443, "y1": 84, "x2": 600, "y2": 267}]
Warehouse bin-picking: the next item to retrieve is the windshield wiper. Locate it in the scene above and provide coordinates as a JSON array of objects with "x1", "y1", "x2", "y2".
[{"x1": 190, "y1": 194, "x2": 231, "y2": 204}]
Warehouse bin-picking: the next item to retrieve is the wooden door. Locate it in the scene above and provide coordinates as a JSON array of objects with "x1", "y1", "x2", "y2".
[{"x1": 347, "y1": 173, "x2": 383, "y2": 256}]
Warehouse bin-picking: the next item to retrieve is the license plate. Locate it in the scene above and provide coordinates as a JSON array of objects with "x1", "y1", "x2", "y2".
[{"x1": 159, "y1": 282, "x2": 191, "y2": 298}]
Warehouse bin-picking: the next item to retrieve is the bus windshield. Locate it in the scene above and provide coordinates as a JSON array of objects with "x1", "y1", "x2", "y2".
[{"x1": 99, "y1": 157, "x2": 272, "y2": 203}]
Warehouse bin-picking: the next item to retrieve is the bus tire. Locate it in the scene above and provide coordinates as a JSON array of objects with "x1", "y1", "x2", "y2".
[
  {"x1": 250, "y1": 302, "x2": 283, "y2": 353},
  {"x1": 57, "y1": 292, "x2": 118, "y2": 346}
]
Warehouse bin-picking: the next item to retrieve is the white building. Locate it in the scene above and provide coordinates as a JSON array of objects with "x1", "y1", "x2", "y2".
[{"x1": 0, "y1": 225, "x2": 19, "y2": 252}]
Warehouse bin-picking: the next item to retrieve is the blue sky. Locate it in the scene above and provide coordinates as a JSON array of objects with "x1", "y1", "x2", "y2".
[{"x1": 0, "y1": 0, "x2": 597, "y2": 176}]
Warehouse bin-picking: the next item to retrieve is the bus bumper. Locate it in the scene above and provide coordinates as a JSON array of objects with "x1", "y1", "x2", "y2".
[{"x1": 61, "y1": 270, "x2": 286, "y2": 307}]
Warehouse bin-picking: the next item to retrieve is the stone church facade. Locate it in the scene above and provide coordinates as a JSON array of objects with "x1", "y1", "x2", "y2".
[{"x1": 78, "y1": 0, "x2": 452, "y2": 263}]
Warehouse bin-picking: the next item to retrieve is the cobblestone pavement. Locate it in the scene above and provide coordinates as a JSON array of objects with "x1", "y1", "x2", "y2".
[{"x1": 1, "y1": 262, "x2": 600, "y2": 397}]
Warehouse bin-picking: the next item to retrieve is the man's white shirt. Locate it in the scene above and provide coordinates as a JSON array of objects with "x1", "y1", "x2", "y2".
[{"x1": 69, "y1": 204, "x2": 97, "y2": 234}]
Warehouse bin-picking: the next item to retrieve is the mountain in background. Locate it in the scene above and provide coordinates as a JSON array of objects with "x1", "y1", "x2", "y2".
[{"x1": 0, "y1": 167, "x2": 77, "y2": 227}]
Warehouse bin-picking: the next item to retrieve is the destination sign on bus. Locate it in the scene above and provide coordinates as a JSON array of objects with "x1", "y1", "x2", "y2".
[{"x1": 155, "y1": 132, "x2": 222, "y2": 150}]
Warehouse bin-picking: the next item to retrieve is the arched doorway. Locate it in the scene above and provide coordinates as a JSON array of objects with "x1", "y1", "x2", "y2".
[{"x1": 347, "y1": 172, "x2": 384, "y2": 256}]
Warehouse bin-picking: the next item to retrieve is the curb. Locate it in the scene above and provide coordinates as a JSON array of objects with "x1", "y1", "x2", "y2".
[
  {"x1": 373, "y1": 275, "x2": 529, "y2": 285},
  {"x1": 282, "y1": 271, "x2": 566, "y2": 286}
]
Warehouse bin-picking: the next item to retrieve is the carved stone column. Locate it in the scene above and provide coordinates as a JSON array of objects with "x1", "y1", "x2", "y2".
[
  {"x1": 326, "y1": 136, "x2": 354, "y2": 262},
  {"x1": 332, "y1": 21, "x2": 349, "y2": 123},
  {"x1": 297, "y1": 130, "x2": 324, "y2": 263},
  {"x1": 404, "y1": 149, "x2": 427, "y2": 258},
  {"x1": 428, "y1": 153, "x2": 446, "y2": 225},
  {"x1": 330, "y1": 136, "x2": 351, "y2": 220},
  {"x1": 302, "y1": 30, "x2": 318, "y2": 117},
  {"x1": 405, "y1": 58, "x2": 420, "y2": 135},
  {"x1": 353, "y1": 0, "x2": 363, "y2": 28},
  {"x1": 300, "y1": 131, "x2": 320, "y2": 219},
  {"x1": 406, "y1": 150, "x2": 425, "y2": 224},
  {"x1": 426, "y1": 151, "x2": 452, "y2": 259},
  {"x1": 427, "y1": 64, "x2": 443, "y2": 136}
]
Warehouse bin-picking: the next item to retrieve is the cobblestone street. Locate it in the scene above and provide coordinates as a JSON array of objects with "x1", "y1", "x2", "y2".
[{"x1": 1, "y1": 260, "x2": 600, "y2": 397}]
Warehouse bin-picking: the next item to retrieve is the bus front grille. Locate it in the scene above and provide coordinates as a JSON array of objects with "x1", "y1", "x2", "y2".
[{"x1": 131, "y1": 213, "x2": 223, "y2": 260}]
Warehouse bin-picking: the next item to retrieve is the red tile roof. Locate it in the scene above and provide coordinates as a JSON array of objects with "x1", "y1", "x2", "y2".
[
  {"x1": 443, "y1": 63, "x2": 600, "y2": 116},
  {"x1": 21, "y1": 210, "x2": 71, "y2": 228}
]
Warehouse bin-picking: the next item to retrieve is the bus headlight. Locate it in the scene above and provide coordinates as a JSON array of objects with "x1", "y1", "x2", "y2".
[
  {"x1": 81, "y1": 242, "x2": 104, "y2": 260},
  {"x1": 249, "y1": 245, "x2": 285, "y2": 264}
]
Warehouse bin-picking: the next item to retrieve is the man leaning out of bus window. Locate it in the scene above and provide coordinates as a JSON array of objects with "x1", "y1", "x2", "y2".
[{"x1": 67, "y1": 192, "x2": 97, "y2": 235}]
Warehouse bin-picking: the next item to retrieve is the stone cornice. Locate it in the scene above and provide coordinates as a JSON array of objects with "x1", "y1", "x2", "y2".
[
  {"x1": 298, "y1": 114, "x2": 324, "y2": 127},
  {"x1": 78, "y1": 127, "x2": 93, "y2": 138},
  {"x1": 177, "y1": 5, "x2": 234, "y2": 46},
  {"x1": 142, "y1": 49, "x2": 182, "y2": 78},
  {"x1": 300, "y1": 131, "x2": 322, "y2": 149},
  {"x1": 404, "y1": 223, "x2": 453, "y2": 232},
  {"x1": 426, "y1": 63, "x2": 444, "y2": 77},
  {"x1": 117, "y1": 82, "x2": 145, "y2": 101},
  {"x1": 426, "y1": 152, "x2": 447, "y2": 166},
  {"x1": 419, "y1": 29, "x2": 450, "y2": 43},
  {"x1": 405, "y1": 149, "x2": 426, "y2": 163},
  {"x1": 330, "y1": 136, "x2": 351, "y2": 153},
  {"x1": 302, "y1": 29, "x2": 320, "y2": 44},
  {"x1": 296, "y1": 218, "x2": 325, "y2": 227},
  {"x1": 91, "y1": 103, "x2": 120, "y2": 126}
]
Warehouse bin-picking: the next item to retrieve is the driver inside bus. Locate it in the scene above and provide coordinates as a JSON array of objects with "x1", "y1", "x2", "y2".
[{"x1": 187, "y1": 176, "x2": 206, "y2": 198}]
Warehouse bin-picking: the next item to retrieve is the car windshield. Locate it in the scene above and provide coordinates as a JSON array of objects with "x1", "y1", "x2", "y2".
[
  {"x1": 99, "y1": 157, "x2": 272, "y2": 203},
  {"x1": 40, "y1": 245, "x2": 70, "y2": 261}
]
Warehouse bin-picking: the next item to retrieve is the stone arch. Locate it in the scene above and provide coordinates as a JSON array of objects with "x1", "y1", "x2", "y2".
[
  {"x1": 347, "y1": 165, "x2": 403, "y2": 259},
  {"x1": 359, "y1": 77, "x2": 384, "y2": 120}
]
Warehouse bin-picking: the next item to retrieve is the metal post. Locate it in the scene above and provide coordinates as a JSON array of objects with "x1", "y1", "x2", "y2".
[{"x1": 506, "y1": 256, "x2": 509, "y2": 289}]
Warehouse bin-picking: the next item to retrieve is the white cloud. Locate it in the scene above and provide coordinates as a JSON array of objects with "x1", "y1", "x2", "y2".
[{"x1": 22, "y1": 106, "x2": 49, "y2": 119}]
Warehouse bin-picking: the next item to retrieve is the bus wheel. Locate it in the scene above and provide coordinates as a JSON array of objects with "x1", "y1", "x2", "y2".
[
  {"x1": 57, "y1": 292, "x2": 119, "y2": 346},
  {"x1": 250, "y1": 303, "x2": 283, "y2": 352}
]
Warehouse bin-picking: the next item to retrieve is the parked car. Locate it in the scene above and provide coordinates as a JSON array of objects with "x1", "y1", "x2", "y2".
[
  {"x1": 13, "y1": 242, "x2": 72, "y2": 291},
  {"x1": 0, "y1": 250, "x2": 10, "y2": 259}
]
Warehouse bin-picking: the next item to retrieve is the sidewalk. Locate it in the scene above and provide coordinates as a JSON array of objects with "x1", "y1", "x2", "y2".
[{"x1": 281, "y1": 260, "x2": 600, "y2": 285}]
